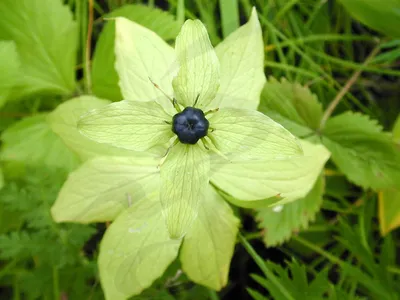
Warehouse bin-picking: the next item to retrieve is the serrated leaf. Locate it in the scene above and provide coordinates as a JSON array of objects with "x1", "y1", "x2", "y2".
[
  {"x1": 259, "y1": 77, "x2": 323, "y2": 137},
  {"x1": 48, "y1": 96, "x2": 133, "y2": 161},
  {"x1": 0, "y1": 41, "x2": 20, "y2": 108},
  {"x1": 257, "y1": 175, "x2": 324, "y2": 247},
  {"x1": 247, "y1": 288, "x2": 267, "y2": 300},
  {"x1": 0, "y1": 0, "x2": 77, "y2": 97},
  {"x1": 92, "y1": 4, "x2": 180, "y2": 101},
  {"x1": 180, "y1": 186, "x2": 239, "y2": 290},
  {"x1": 0, "y1": 114, "x2": 80, "y2": 171},
  {"x1": 251, "y1": 260, "x2": 330, "y2": 300},
  {"x1": 336, "y1": 221, "x2": 399, "y2": 299},
  {"x1": 98, "y1": 196, "x2": 181, "y2": 300},
  {"x1": 322, "y1": 112, "x2": 400, "y2": 189}
]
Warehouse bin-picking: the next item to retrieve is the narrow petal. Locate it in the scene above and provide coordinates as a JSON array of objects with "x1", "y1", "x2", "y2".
[
  {"x1": 160, "y1": 143, "x2": 210, "y2": 239},
  {"x1": 78, "y1": 100, "x2": 174, "y2": 151},
  {"x1": 172, "y1": 20, "x2": 220, "y2": 109},
  {"x1": 181, "y1": 186, "x2": 239, "y2": 290},
  {"x1": 214, "y1": 8, "x2": 265, "y2": 110},
  {"x1": 211, "y1": 140, "x2": 330, "y2": 203},
  {"x1": 99, "y1": 196, "x2": 181, "y2": 299},
  {"x1": 51, "y1": 156, "x2": 160, "y2": 223},
  {"x1": 207, "y1": 108, "x2": 302, "y2": 161},
  {"x1": 115, "y1": 17, "x2": 176, "y2": 113}
]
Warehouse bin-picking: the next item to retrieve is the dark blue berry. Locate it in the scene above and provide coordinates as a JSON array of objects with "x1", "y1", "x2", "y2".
[{"x1": 172, "y1": 107, "x2": 209, "y2": 144}]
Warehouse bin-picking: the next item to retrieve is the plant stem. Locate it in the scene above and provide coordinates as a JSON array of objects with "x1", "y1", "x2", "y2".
[
  {"x1": 177, "y1": 0, "x2": 185, "y2": 25},
  {"x1": 208, "y1": 290, "x2": 220, "y2": 300},
  {"x1": 53, "y1": 266, "x2": 60, "y2": 300},
  {"x1": 319, "y1": 44, "x2": 381, "y2": 131},
  {"x1": 85, "y1": 0, "x2": 94, "y2": 94}
]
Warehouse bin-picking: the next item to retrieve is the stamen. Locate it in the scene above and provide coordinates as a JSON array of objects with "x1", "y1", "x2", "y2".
[
  {"x1": 158, "y1": 138, "x2": 179, "y2": 168},
  {"x1": 193, "y1": 93, "x2": 200, "y2": 107},
  {"x1": 148, "y1": 77, "x2": 181, "y2": 112},
  {"x1": 205, "y1": 108, "x2": 219, "y2": 116}
]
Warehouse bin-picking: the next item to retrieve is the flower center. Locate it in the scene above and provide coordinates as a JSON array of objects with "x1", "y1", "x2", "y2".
[{"x1": 172, "y1": 107, "x2": 209, "y2": 144}]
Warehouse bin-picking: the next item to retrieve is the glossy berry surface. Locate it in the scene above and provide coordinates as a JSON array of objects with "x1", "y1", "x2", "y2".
[{"x1": 172, "y1": 107, "x2": 209, "y2": 144}]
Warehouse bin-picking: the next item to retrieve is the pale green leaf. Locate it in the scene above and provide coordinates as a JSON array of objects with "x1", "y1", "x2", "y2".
[
  {"x1": 378, "y1": 189, "x2": 400, "y2": 235},
  {"x1": 214, "y1": 8, "x2": 265, "y2": 110},
  {"x1": 259, "y1": 77, "x2": 323, "y2": 137},
  {"x1": 0, "y1": 0, "x2": 77, "y2": 97},
  {"x1": 172, "y1": 20, "x2": 220, "y2": 109},
  {"x1": 0, "y1": 114, "x2": 79, "y2": 171},
  {"x1": 92, "y1": 4, "x2": 181, "y2": 101},
  {"x1": 0, "y1": 41, "x2": 20, "y2": 108},
  {"x1": 161, "y1": 143, "x2": 210, "y2": 239},
  {"x1": 207, "y1": 108, "x2": 302, "y2": 161},
  {"x1": 339, "y1": 0, "x2": 400, "y2": 37},
  {"x1": 378, "y1": 119, "x2": 400, "y2": 236},
  {"x1": 78, "y1": 100, "x2": 174, "y2": 151},
  {"x1": 180, "y1": 186, "x2": 239, "y2": 290},
  {"x1": 322, "y1": 112, "x2": 400, "y2": 189},
  {"x1": 99, "y1": 196, "x2": 181, "y2": 300},
  {"x1": 51, "y1": 156, "x2": 160, "y2": 223},
  {"x1": 257, "y1": 175, "x2": 324, "y2": 246},
  {"x1": 211, "y1": 140, "x2": 330, "y2": 203},
  {"x1": 114, "y1": 17, "x2": 176, "y2": 113},
  {"x1": 48, "y1": 96, "x2": 134, "y2": 161}
]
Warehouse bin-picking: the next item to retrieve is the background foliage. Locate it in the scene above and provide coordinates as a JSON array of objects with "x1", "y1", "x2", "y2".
[{"x1": 0, "y1": 0, "x2": 400, "y2": 299}]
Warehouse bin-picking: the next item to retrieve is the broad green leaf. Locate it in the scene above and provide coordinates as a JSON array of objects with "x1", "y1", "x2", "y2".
[
  {"x1": 0, "y1": 114, "x2": 79, "y2": 171},
  {"x1": 92, "y1": 5, "x2": 180, "y2": 101},
  {"x1": 322, "y1": 112, "x2": 400, "y2": 189},
  {"x1": 257, "y1": 176, "x2": 324, "y2": 246},
  {"x1": 180, "y1": 186, "x2": 239, "y2": 290},
  {"x1": 207, "y1": 108, "x2": 302, "y2": 161},
  {"x1": 214, "y1": 8, "x2": 265, "y2": 110},
  {"x1": 0, "y1": 41, "x2": 20, "y2": 108},
  {"x1": 259, "y1": 77, "x2": 323, "y2": 137},
  {"x1": 378, "y1": 189, "x2": 400, "y2": 235},
  {"x1": 114, "y1": 17, "x2": 176, "y2": 113},
  {"x1": 161, "y1": 143, "x2": 210, "y2": 239},
  {"x1": 99, "y1": 196, "x2": 181, "y2": 299},
  {"x1": 48, "y1": 96, "x2": 134, "y2": 161},
  {"x1": 0, "y1": 0, "x2": 77, "y2": 97},
  {"x1": 211, "y1": 140, "x2": 330, "y2": 203},
  {"x1": 51, "y1": 156, "x2": 160, "y2": 223},
  {"x1": 172, "y1": 20, "x2": 220, "y2": 109},
  {"x1": 339, "y1": 0, "x2": 400, "y2": 37},
  {"x1": 78, "y1": 100, "x2": 174, "y2": 151}
]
